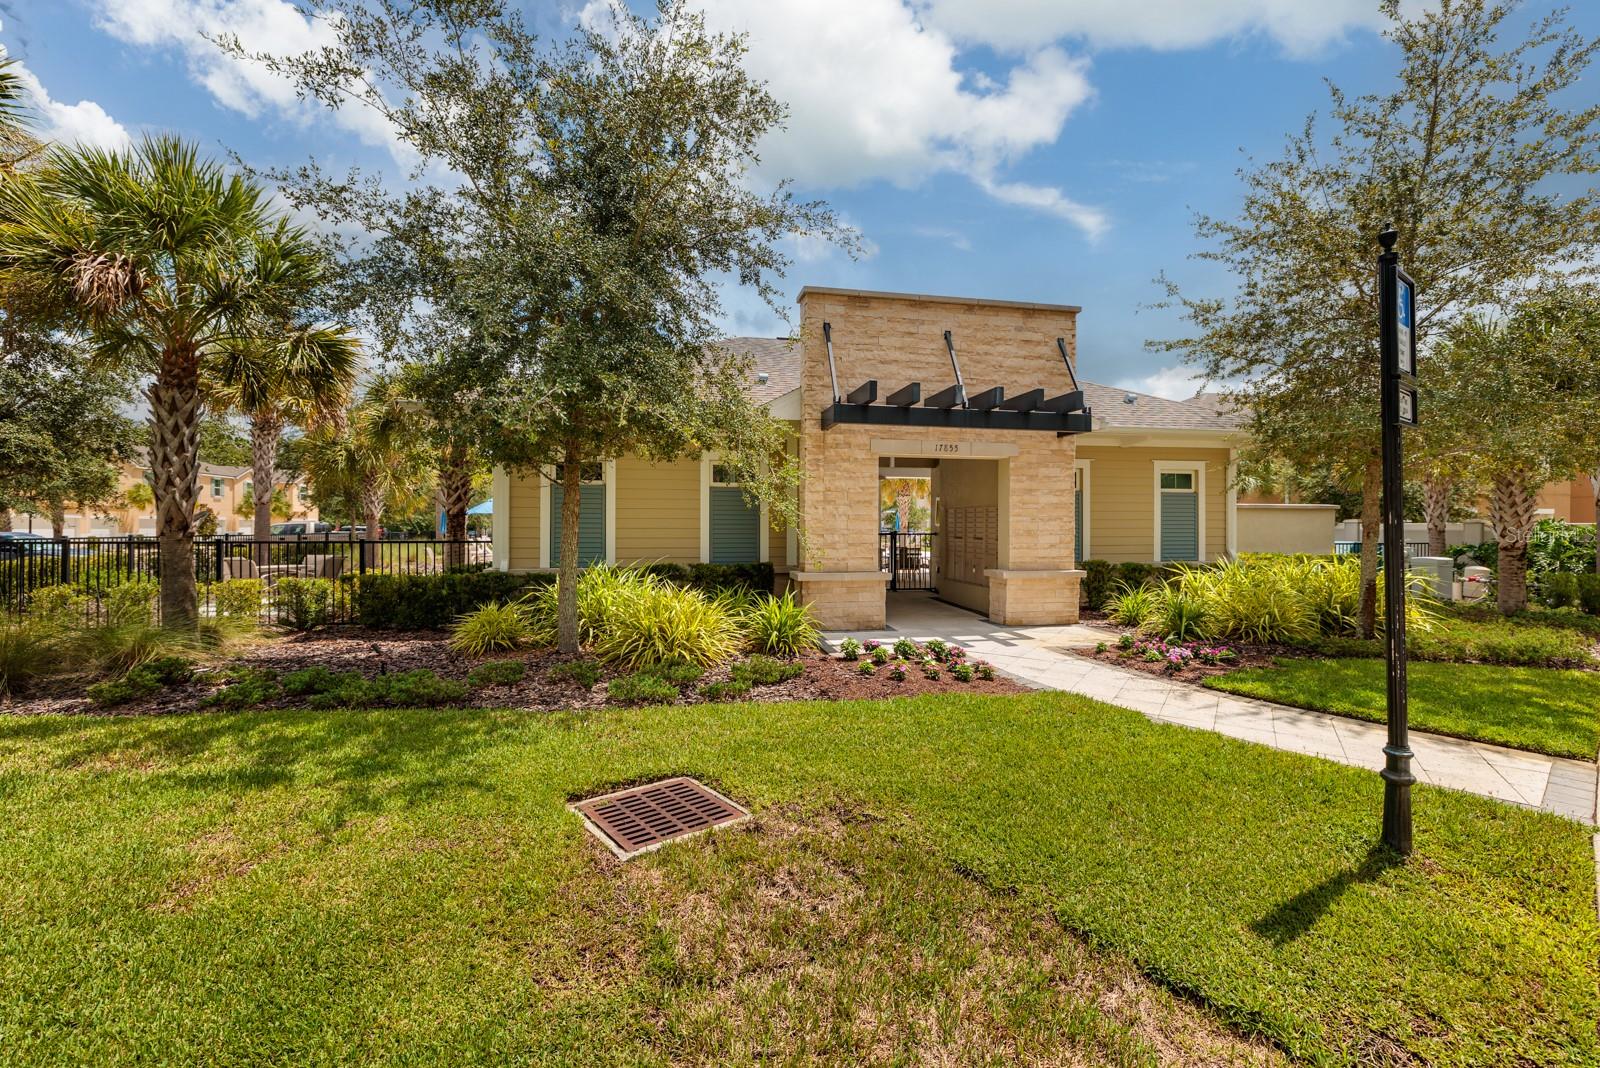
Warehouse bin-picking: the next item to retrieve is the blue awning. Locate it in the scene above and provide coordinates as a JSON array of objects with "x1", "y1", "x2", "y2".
[{"x1": 466, "y1": 499, "x2": 493, "y2": 515}]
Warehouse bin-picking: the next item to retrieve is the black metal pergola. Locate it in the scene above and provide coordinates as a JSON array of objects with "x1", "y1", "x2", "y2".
[{"x1": 819, "y1": 325, "x2": 1093, "y2": 435}]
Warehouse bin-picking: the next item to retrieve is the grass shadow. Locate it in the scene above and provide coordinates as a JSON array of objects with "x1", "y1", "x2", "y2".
[{"x1": 1250, "y1": 844, "x2": 1402, "y2": 945}]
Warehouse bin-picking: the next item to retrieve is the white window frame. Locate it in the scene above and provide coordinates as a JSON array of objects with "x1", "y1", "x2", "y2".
[
  {"x1": 538, "y1": 460, "x2": 616, "y2": 569},
  {"x1": 210, "y1": 477, "x2": 225, "y2": 499},
  {"x1": 700, "y1": 453, "x2": 769, "y2": 564},
  {"x1": 1153, "y1": 460, "x2": 1206, "y2": 562},
  {"x1": 1073, "y1": 459, "x2": 1092, "y2": 562}
]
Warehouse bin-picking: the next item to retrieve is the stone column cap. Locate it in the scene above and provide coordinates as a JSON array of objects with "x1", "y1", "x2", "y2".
[
  {"x1": 790, "y1": 570, "x2": 893, "y2": 582},
  {"x1": 983, "y1": 568, "x2": 1087, "y2": 579}
]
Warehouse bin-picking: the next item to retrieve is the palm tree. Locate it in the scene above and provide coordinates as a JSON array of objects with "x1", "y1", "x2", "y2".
[
  {"x1": 207, "y1": 245, "x2": 361, "y2": 547},
  {"x1": 0, "y1": 135, "x2": 341, "y2": 625},
  {"x1": 300, "y1": 376, "x2": 426, "y2": 558}
]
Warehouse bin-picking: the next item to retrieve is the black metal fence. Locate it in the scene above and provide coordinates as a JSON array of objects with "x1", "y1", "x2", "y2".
[
  {"x1": 1334, "y1": 540, "x2": 1433, "y2": 558},
  {"x1": 880, "y1": 531, "x2": 935, "y2": 591},
  {"x1": 1, "y1": 535, "x2": 491, "y2": 626}
]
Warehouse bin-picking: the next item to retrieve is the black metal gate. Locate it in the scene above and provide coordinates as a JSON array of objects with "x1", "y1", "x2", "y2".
[{"x1": 880, "y1": 531, "x2": 935, "y2": 591}]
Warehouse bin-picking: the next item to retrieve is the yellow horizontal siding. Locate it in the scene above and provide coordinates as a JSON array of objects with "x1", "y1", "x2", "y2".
[
  {"x1": 506, "y1": 470, "x2": 542, "y2": 571},
  {"x1": 1076, "y1": 445, "x2": 1229, "y2": 563},
  {"x1": 615, "y1": 456, "x2": 700, "y2": 565}
]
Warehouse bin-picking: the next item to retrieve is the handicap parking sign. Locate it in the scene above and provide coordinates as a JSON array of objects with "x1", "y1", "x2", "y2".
[{"x1": 1395, "y1": 275, "x2": 1416, "y2": 376}]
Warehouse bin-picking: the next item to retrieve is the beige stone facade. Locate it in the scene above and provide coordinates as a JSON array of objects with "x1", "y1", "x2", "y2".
[{"x1": 791, "y1": 288, "x2": 1086, "y2": 628}]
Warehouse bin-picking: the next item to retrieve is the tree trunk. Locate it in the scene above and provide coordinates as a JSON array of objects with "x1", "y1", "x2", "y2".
[
  {"x1": 147, "y1": 347, "x2": 203, "y2": 628},
  {"x1": 1590, "y1": 467, "x2": 1599, "y2": 575},
  {"x1": 251, "y1": 407, "x2": 283, "y2": 566},
  {"x1": 438, "y1": 440, "x2": 473, "y2": 569},
  {"x1": 0, "y1": 508, "x2": 11, "y2": 532},
  {"x1": 557, "y1": 449, "x2": 584, "y2": 654},
  {"x1": 1358, "y1": 456, "x2": 1381, "y2": 639},
  {"x1": 361, "y1": 481, "x2": 384, "y2": 573},
  {"x1": 1422, "y1": 474, "x2": 1451, "y2": 557},
  {"x1": 48, "y1": 499, "x2": 65, "y2": 538},
  {"x1": 1491, "y1": 470, "x2": 1538, "y2": 614}
]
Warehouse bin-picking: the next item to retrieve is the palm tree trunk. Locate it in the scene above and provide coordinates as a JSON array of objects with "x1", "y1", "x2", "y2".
[
  {"x1": 148, "y1": 348, "x2": 203, "y2": 628},
  {"x1": 438, "y1": 440, "x2": 472, "y2": 569},
  {"x1": 1358, "y1": 456, "x2": 1381, "y2": 639},
  {"x1": 251, "y1": 407, "x2": 283, "y2": 566},
  {"x1": 1422, "y1": 474, "x2": 1451, "y2": 557},
  {"x1": 557, "y1": 448, "x2": 584, "y2": 654},
  {"x1": 360, "y1": 482, "x2": 384, "y2": 572},
  {"x1": 1491, "y1": 470, "x2": 1538, "y2": 614}
]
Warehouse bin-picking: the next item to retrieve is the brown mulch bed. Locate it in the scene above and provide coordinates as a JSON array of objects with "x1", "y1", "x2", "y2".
[{"x1": 1, "y1": 628, "x2": 1026, "y2": 717}]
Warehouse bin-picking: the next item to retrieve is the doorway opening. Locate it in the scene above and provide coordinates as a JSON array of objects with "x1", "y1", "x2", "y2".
[{"x1": 879, "y1": 463, "x2": 934, "y2": 591}]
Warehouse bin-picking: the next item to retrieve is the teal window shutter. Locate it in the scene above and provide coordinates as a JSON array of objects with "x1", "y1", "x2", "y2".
[
  {"x1": 709, "y1": 486, "x2": 760, "y2": 563},
  {"x1": 550, "y1": 483, "x2": 606, "y2": 565},
  {"x1": 1159, "y1": 489, "x2": 1199, "y2": 561}
]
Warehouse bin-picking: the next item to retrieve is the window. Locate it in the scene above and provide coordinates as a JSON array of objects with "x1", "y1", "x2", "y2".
[
  {"x1": 210, "y1": 477, "x2": 225, "y2": 498},
  {"x1": 298, "y1": 483, "x2": 309, "y2": 502},
  {"x1": 552, "y1": 462, "x2": 604, "y2": 485},
  {"x1": 711, "y1": 463, "x2": 741, "y2": 486},
  {"x1": 548, "y1": 463, "x2": 607, "y2": 567},
  {"x1": 702, "y1": 457, "x2": 763, "y2": 564},
  {"x1": 1159, "y1": 472, "x2": 1193, "y2": 491},
  {"x1": 1156, "y1": 464, "x2": 1202, "y2": 562}
]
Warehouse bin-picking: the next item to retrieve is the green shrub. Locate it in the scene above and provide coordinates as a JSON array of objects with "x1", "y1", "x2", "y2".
[
  {"x1": 730, "y1": 654, "x2": 803, "y2": 687},
  {"x1": 1447, "y1": 541, "x2": 1498, "y2": 570},
  {"x1": 352, "y1": 570, "x2": 546, "y2": 630},
  {"x1": 103, "y1": 579, "x2": 158, "y2": 627},
  {"x1": 1080, "y1": 559, "x2": 1116, "y2": 610},
  {"x1": 26, "y1": 585, "x2": 88, "y2": 631},
  {"x1": 69, "y1": 623, "x2": 193, "y2": 677},
  {"x1": 1156, "y1": 589, "x2": 1208, "y2": 642},
  {"x1": 467, "y1": 659, "x2": 526, "y2": 688},
  {"x1": 887, "y1": 663, "x2": 907, "y2": 682},
  {"x1": 950, "y1": 662, "x2": 975, "y2": 682},
  {"x1": 548, "y1": 660, "x2": 602, "y2": 688},
  {"x1": 856, "y1": 660, "x2": 876, "y2": 676},
  {"x1": 139, "y1": 655, "x2": 194, "y2": 686},
  {"x1": 1538, "y1": 572, "x2": 1581, "y2": 610},
  {"x1": 1106, "y1": 583, "x2": 1161, "y2": 629},
  {"x1": 214, "y1": 579, "x2": 263, "y2": 620},
  {"x1": 205, "y1": 668, "x2": 281, "y2": 710},
  {"x1": 686, "y1": 562, "x2": 773, "y2": 595},
  {"x1": 606, "y1": 672, "x2": 680, "y2": 705},
  {"x1": 699, "y1": 678, "x2": 752, "y2": 701},
  {"x1": 870, "y1": 646, "x2": 890, "y2": 665},
  {"x1": 450, "y1": 601, "x2": 533, "y2": 656},
  {"x1": 741, "y1": 592, "x2": 819, "y2": 657},
  {"x1": 275, "y1": 578, "x2": 334, "y2": 632},
  {"x1": 637, "y1": 562, "x2": 691, "y2": 585},
  {"x1": 838, "y1": 637, "x2": 862, "y2": 661},
  {"x1": 280, "y1": 666, "x2": 342, "y2": 696},
  {"x1": 1528, "y1": 518, "x2": 1596, "y2": 574},
  {"x1": 86, "y1": 670, "x2": 163, "y2": 707},
  {"x1": 0, "y1": 623, "x2": 58, "y2": 696},
  {"x1": 303, "y1": 669, "x2": 468, "y2": 709},
  {"x1": 1579, "y1": 574, "x2": 1600, "y2": 616},
  {"x1": 892, "y1": 638, "x2": 920, "y2": 661},
  {"x1": 652, "y1": 659, "x2": 705, "y2": 685},
  {"x1": 975, "y1": 662, "x2": 995, "y2": 681}
]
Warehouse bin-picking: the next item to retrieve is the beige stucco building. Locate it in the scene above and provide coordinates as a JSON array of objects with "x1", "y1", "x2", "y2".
[{"x1": 492, "y1": 288, "x2": 1247, "y2": 630}]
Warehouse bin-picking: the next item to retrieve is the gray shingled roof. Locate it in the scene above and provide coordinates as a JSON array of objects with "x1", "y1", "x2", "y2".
[{"x1": 716, "y1": 337, "x2": 1240, "y2": 432}]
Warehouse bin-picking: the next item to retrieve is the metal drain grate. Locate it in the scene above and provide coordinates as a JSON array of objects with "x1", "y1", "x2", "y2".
[{"x1": 573, "y1": 777, "x2": 749, "y2": 859}]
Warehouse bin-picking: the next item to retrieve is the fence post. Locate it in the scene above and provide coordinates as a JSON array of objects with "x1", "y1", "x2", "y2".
[
  {"x1": 214, "y1": 536, "x2": 224, "y2": 583},
  {"x1": 56, "y1": 537, "x2": 70, "y2": 585}
]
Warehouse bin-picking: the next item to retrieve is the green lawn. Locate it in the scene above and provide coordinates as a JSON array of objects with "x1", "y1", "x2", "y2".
[
  {"x1": 0, "y1": 695, "x2": 1594, "y2": 1066},
  {"x1": 1206, "y1": 657, "x2": 1600, "y2": 758}
]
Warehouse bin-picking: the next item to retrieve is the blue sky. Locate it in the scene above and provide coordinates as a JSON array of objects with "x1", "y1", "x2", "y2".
[{"x1": 5, "y1": 1, "x2": 1596, "y2": 397}]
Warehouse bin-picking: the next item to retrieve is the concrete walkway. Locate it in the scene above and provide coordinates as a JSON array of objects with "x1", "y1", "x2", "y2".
[{"x1": 830, "y1": 592, "x2": 1598, "y2": 825}]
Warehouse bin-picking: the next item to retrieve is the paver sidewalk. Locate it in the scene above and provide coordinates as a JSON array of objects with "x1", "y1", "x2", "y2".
[{"x1": 837, "y1": 593, "x2": 1599, "y2": 825}]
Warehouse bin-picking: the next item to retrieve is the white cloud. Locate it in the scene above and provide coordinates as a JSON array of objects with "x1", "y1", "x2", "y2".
[
  {"x1": 912, "y1": 0, "x2": 1393, "y2": 55},
  {"x1": 90, "y1": 0, "x2": 407, "y2": 161},
  {"x1": 7, "y1": 58, "x2": 130, "y2": 149},
  {"x1": 1116, "y1": 365, "x2": 1209, "y2": 400},
  {"x1": 690, "y1": 0, "x2": 1105, "y2": 238},
  {"x1": 911, "y1": 226, "x2": 972, "y2": 252}
]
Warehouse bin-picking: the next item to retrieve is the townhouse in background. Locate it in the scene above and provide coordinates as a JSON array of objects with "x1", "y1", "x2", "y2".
[{"x1": 9, "y1": 449, "x2": 317, "y2": 536}]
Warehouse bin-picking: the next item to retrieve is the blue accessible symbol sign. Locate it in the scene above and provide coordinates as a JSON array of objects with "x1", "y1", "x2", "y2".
[{"x1": 1395, "y1": 276, "x2": 1416, "y2": 376}]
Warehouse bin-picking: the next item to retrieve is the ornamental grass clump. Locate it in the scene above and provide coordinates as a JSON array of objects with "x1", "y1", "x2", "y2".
[
  {"x1": 521, "y1": 566, "x2": 742, "y2": 669},
  {"x1": 450, "y1": 601, "x2": 533, "y2": 656},
  {"x1": 742, "y1": 592, "x2": 821, "y2": 657}
]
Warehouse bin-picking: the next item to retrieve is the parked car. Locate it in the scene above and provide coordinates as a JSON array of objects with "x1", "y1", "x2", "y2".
[
  {"x1": 0, "y1": 532, "x2": 97, "y2": 559},
  {"x1": 268, "y1": 521, "x2": 335, "y2": 537}
]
